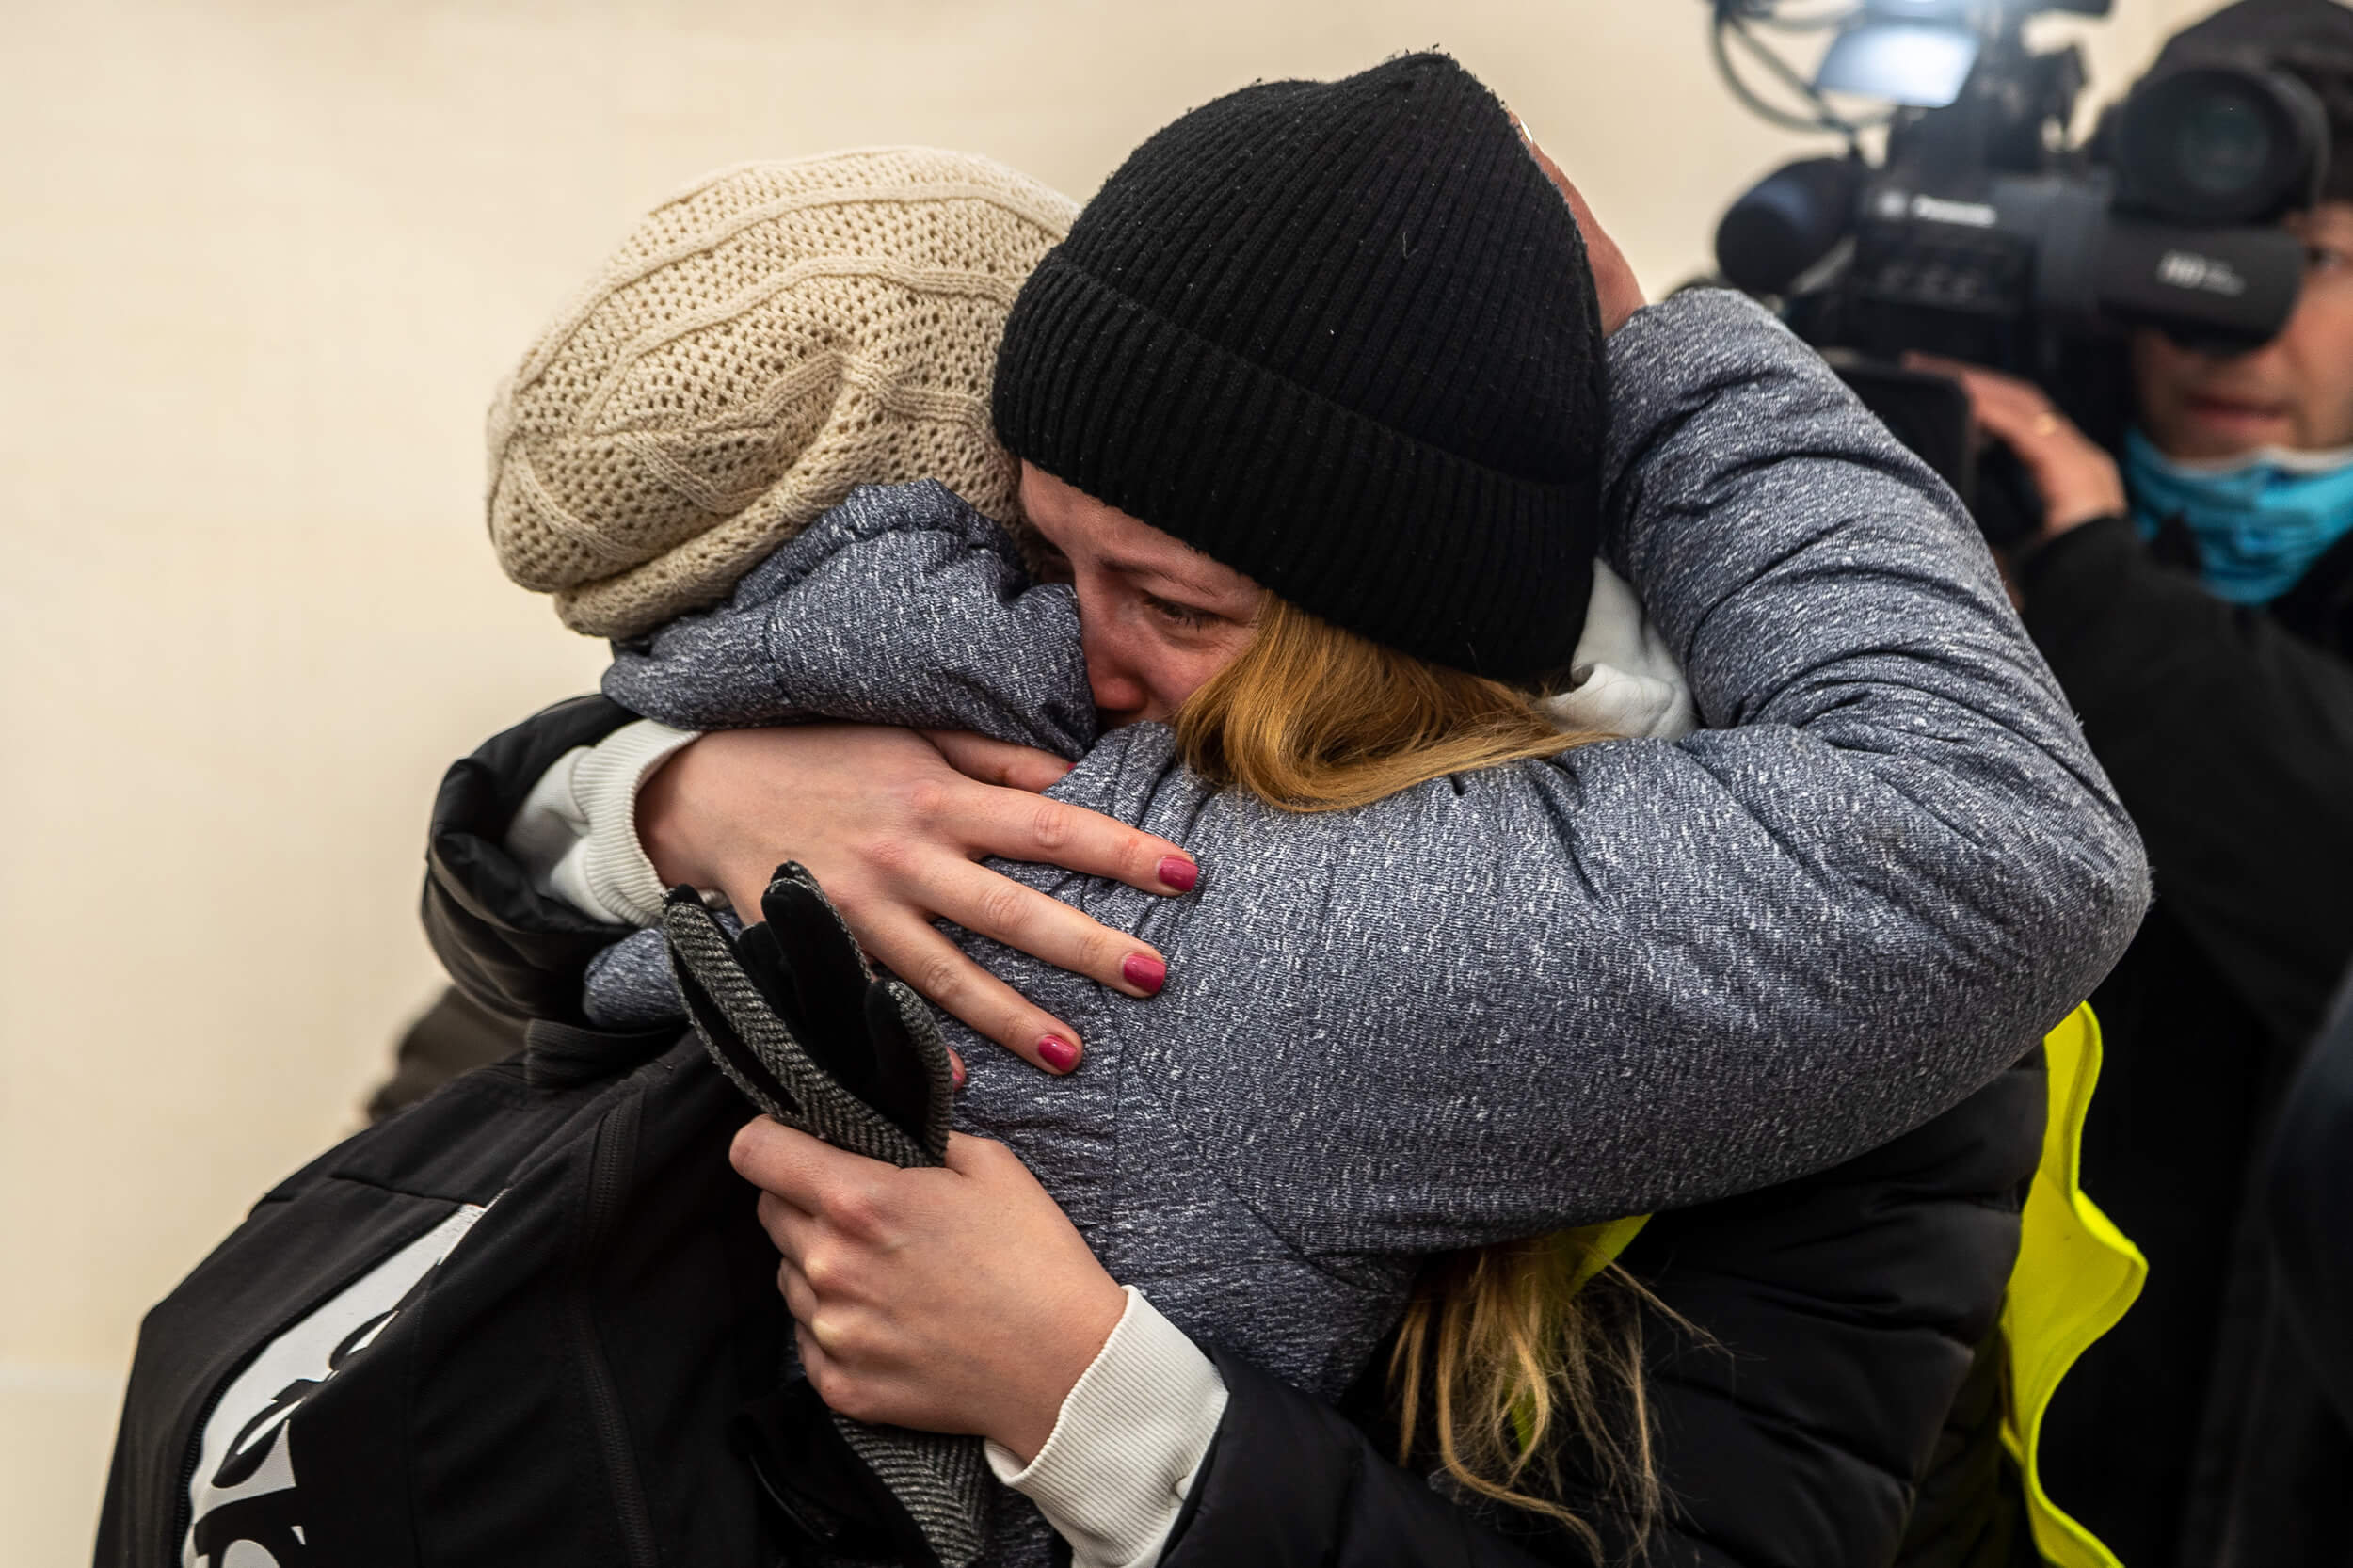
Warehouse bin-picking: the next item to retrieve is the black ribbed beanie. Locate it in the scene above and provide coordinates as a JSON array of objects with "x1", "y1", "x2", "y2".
[{"x1": 992, "y1": 53, "x2": 1606, "y2": 680}]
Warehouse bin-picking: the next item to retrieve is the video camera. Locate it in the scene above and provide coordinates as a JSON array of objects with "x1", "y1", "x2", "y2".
[{"x1": 1705, "y1": 0, "x2": 2338, "y2": 537}]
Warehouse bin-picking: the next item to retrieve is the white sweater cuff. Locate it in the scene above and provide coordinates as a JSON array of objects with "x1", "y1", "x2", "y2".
[
  {"x1": 985, "y1": 1288, "x2": 1228, "y2": 1568},
  {"x1": 503, "y1": 719, "x2": 699, "y2": 926}
]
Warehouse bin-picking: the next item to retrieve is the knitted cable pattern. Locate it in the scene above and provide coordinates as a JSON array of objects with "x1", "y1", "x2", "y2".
[{"x1": 488, "y1": 149, "x2": 1077, "y2": 638}]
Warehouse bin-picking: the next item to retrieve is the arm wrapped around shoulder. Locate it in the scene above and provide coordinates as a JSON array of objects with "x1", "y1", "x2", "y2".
[
  {"x1": 601, "y1": 479, "x2": 1099, "y2": 760},
  {"x1": 1603, "y1": 290, "x2": 2150, "y2": 1079}
]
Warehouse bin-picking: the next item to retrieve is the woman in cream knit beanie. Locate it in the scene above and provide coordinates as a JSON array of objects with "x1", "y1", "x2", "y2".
[{"x1": 488, "y1": 148, "x2": 1078, "y2": 639}]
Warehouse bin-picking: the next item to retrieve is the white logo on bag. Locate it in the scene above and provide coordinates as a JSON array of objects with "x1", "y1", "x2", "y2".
[{"x1": 182, "y1": 1203, "x2": 488, "y2": 1568}]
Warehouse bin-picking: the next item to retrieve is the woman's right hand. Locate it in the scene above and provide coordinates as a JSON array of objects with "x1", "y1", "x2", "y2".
[
  {"x1": 732, "y1": 1117, "x2": 1128, "y2": 1462},
  {"x1": 637, "y1": 723, "x2": 1198, "y2": 1073}
]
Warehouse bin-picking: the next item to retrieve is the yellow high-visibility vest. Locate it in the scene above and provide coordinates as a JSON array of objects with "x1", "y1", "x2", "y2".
[
  {"x1": 2001, "y1": 1004, "x2": 2145, "y2": 1568},
  {"x1": 1559, "y1": 1003, "x2": 2143, "y2": 1567}
]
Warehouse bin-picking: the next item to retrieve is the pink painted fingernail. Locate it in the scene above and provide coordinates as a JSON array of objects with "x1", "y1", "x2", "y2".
[
  {"x1": 1037, "y1": 1035, "x2": 1080, "y2": 1073},
  {"x1": 1122, "y1": 953, "x2": 1167, "y2": 996},
  {"x1": 1158, "y1": 856, "x2": 1198, "y2": 893},
  {"x1": 950, "y1": 1055, "x2": 968, "y2": 1090}
]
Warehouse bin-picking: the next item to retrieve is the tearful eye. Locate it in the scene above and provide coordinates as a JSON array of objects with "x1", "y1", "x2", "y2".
[{"x1": 1143, "y1": 594, "x2": 1215, "y2": 630}]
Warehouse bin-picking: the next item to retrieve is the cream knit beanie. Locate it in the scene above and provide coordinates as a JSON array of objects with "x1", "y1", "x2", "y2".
[{"x1": 488, "y1": 149, "x2": 1079, "y2": 638}]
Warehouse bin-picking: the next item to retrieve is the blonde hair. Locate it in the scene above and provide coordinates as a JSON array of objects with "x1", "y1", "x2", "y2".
[
  {"x1": 1388, "y1": 1243, "x2": 1663, "y2": 1556},
  {"x1": 1174, "y1": 595, "x2": 1596, "y2": 810},
  {"x1": 1173, "y1": 593, "x2": 1659, "y2": 1548}
]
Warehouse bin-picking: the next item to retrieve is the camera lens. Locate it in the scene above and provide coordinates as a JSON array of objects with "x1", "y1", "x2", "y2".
[
  {"x1": 2114, "y1": 62, "x2": 2328, "y2": 226},
  {"x1": 2175, "y1": 89, "x2": 2275, "y2": 200}
]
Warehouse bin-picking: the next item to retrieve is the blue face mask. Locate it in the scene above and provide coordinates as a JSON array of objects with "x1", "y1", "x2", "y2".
[{"x1": 2125, "y1": 428, "x2": 2353, "y2": 605}]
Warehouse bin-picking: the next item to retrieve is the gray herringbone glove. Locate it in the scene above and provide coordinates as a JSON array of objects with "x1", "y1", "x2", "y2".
[{"x1": 664, "y1": 863, "x2": 985, "y2": 1568}]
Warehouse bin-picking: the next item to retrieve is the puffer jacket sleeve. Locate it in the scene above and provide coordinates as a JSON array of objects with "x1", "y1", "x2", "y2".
[
  {"x1": 600, "y1": 479, "x2": 1098, "y2": 759},
  {"x1": 422, "y1": 695, "x2": 641, "y2": 1024},
  {"x1": 1592, "y1": 294, "x2": 2148, "y2": 1063}
]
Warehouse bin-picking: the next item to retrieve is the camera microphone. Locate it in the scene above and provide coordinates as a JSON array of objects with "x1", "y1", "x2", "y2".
[{"x1": 1714, "y1": 158, "x2": 1865, "y2": 296}]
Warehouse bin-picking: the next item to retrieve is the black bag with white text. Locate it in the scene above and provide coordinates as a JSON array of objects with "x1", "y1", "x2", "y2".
[
  {"x1": 94, "y1": 871, "x2": 970, "y2": 1568},
  {"x1": 92, "y1": 1020, "x2": 797, "y2": 1568}
]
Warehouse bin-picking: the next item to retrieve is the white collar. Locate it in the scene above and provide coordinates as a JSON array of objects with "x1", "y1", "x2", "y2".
[{"x1": 1543, "y1": 560, "x2": 1696, "y2": 742}]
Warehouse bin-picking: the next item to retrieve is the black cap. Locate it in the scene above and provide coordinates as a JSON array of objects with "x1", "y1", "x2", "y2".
[{"x1": 992, "y1": 54, "x2": 1605, "y2": 680}]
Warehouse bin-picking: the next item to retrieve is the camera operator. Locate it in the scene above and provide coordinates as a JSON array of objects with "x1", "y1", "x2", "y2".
[{"x1": 1913, "y1": 4, "x2": 2353, "y2": 1560}]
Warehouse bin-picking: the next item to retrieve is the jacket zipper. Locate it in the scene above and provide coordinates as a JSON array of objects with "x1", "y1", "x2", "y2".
[
  {"x1": 570, "y1": 1089, "x2": 661, "y2": 1568},
  {"x1": 165, "y1": 1366, "x2": 235, "y2": 1566}
]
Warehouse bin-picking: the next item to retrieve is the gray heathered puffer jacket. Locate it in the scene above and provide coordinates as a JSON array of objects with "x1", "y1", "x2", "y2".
[{"x1": 587, "y1": 288, "x2": 2147, "y2": 1414}]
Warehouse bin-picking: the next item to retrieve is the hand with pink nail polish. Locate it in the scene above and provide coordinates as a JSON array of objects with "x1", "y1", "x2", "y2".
[
  {"x1": 641, "y1": 722, "x2": 1197, "y2": 1077},
  {"x1": 1121, "y1": 953, "x2": 1167, "y2": 996}
]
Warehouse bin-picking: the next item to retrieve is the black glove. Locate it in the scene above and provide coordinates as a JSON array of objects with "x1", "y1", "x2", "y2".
[{"x1": 663, "y1": 862, "x2": 954, "y2": 1165}]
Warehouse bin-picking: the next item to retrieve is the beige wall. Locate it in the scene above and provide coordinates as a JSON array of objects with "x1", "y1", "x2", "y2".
[{"x1": 0, "y1": 1, "x2": 2217, "y2": 1559}]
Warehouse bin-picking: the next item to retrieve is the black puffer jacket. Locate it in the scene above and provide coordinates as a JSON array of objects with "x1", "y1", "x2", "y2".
[
  {"x1": 2267, "y1": 974, "x2": 2353, "y2": 1428},
  {"x1": 2014, "y1": 519, "x2": 2353, "y2": 1568},
  {"x1": 419, "y1": 696, "x2": 2050, "y2": 1566},
  {"x1": 1158, "y1": 1061, "x2": 2046, "y2": 1568}
]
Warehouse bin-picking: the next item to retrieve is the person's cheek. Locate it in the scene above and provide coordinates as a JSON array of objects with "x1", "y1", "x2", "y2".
[
  {"x1": 2129, "y1": 332, "x2": 2170, "y2": 437},
  {"x1": 2131, "y1": 332, "x2": 2200, "y2": 450},
  {"x1": 2298, "y1": 296, "x2": 2353, "y2": 448},
  {"x1": 1149, "y1": 631, "x2": 1243, "y2": 715},
  {"x1": 1100, "y1": 629, "x2": 1193, "y2": 721},
  {"x1": 1182, "y1": 646, "x2": 1231, "y2": 710},
  {"x1": 1122, "y1": 640, "x2": 1189, "y2": 722}
]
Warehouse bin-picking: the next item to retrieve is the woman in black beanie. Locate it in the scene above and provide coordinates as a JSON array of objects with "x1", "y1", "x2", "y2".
[{"x1": 989, "y1": 53, "x2": 1609, "y2": 680}]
